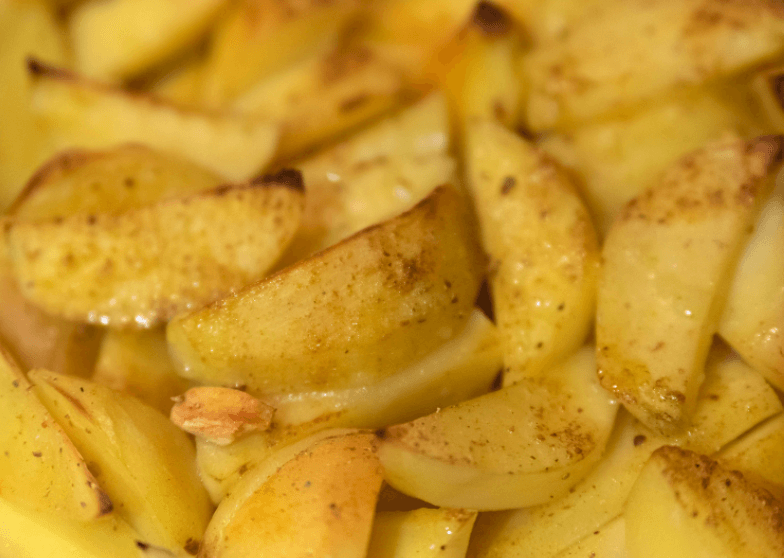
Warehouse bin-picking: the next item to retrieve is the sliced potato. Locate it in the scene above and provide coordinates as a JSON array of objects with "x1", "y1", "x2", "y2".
[
  {"x1": 167, "y1": 185, "x2": 484, "y2": 395},
  {"x1": 0, "y1": 343, "x2": 110, "y2": 521},
  {"x1": 7, "y1": 173, "x2": 304, "y2": 328},
  {"x1": 465, "y1": 120, "x2": 598, "y2": 384},
  {"x1": 282, "y1": 93, "x2": 454, "y2": 262},
  {"x1": 494, "y1": 0, "x2": 609, "y2": 43},
  {"x1": 69, "y1": 0, "x2": 227, "y2": 81},
  {"x1": 28, "y1": 369, "x2": 213, "y2": 554},
  {"x1": 625, "y1": 446, "x2": 784, "y2": 558},
  {"x1": 378, "y1": 346, "x2": 618, "y2": 510},
  {"x1": 27, "y1": 60, "x2": 278, "y2": 181},
  {"x1": 523, "y1": 0, "x2": 784, "y2": 130},
  {"x1": 201, "y1": 432, "x2": 383, "y2": 558},
  {"x1": 93, "y1": 329, "x2": 191, "y2": 414},
  {"x1": 597, "y1": 135, "x2": 783, "y2": 433},
  {"x1": 553, "y1": 516, "x2": 627, "y2": 558},
  {"x1": 367, "y1": 508, "x2": 478, "y2": 558}
]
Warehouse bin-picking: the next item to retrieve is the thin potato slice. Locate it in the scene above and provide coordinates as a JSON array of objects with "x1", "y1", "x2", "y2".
[
  {"x1": 465, "y1": 120, "x2": 598, "y2": 384},
  {"x1": 0, "y1": 343, "x2": 111, "y2": 521},
  {"x1": 523, "y1": 0, "x2": 784, "y2": 131},
  {"x1": 597, "y1": 135, "x2": 783, "y2": 433},
  {"x1": 378, "y1": 346, "x2": 618, "y2": 510},
  {"x1": 28, "y1": 369, "x2": 213, "y2": 555},
  {"x1": 201, "y1": 432, "x2": 383, "y2": 558},
  {"x1": 167, "y1": 185, "x2": 484, "y2": 395},
  {"x1": 625, "y1": 446, "x2": 784, "y2": 558},
  {"x1": 7, "y1": 173, "x2": 304, "y2": 328},
  {"x1": 27, "y1": 60, "x2": 278, "y2": 181},
  {"x1": 367, "y1": 508, "x2": 478, "y2": 558},
  {"x1": 69, "y1": 0, "x2": 227, "y2": 81}
]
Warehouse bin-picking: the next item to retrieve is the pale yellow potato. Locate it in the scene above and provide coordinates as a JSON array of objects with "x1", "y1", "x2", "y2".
[
  {"x1": 0, "y1": 0, "x2": 68, "y2": 211},
  {"x1": 148, "y1": 53, "x2": 206, "y2": 108},
  {"x1": 474, "y1": 350, "x2": 782, "y2": 558},
  {"x1": 378, "y1": 346, "x2": 618, "y2": 510},
  {"x1": 540, "y1": 88, "x2": 765, "y2": 234},
  {"x1": 193, "y1": 311, "x2": 500, "y2": 503},
  {"x1": 494, "y1": 0, "x2": 611, "y2": 43},
  {"x1": 27, "y1": 60, "x2": 278, "y2": 181},
  {"x1": 201, "y1": 432, "x2": 383, "y2": 558},
  {"x1": 235, "y1": 42, "x2": 408, "y2": 160},
  {"x1": 625, "y1": 446, "x2": 784, "y2": 558},
  {"x1": 69, "y1": 0, "x2": 228, "y2": 81},
  {"x1": 7, "y1": 144, "x2": 223, "y2": 220},
  {"x1": 523, "y1": 0, "x2": 784, "y2": 131},
  {"x1": 7, "y1": 175, "x2": 304, "y2": 328},
  {"x1": 0, "y1": 343, "x2": 110, "y2": 521},
  {"x1": 367, "y1": 508, "x2": 478, "y2": 558},
  {"x1": 167, "y1": 185, "x2": 484, "y2": 395},
  {"x1": 597, "y1": 135, "x2": 783, "y2": 434},
  {"x1": 200, "y1": 0, "x2": 365, "y2": 105},
  {"x1": 281, "y1": 93, "x2": 454, "y2": 263},
  {"x1": 92, "y1": 328, "x2": 191, "y2": 415},
  {"x1": 0, "y1": 497, "x2": 144, "y2": 558},
  {"x1": 718, "y1": 178, "x2": 784, "y2": 390},
  {"x1": 718, "y1": 413, "x2": 784, "y2": 501},
  {"x1": 553, "y1": 516, "x2": 627, "y2": 558},
  {"x1": 465, "y1": 120, "x2": 598, "y2": 384},
  {"x1": 28, "y1": 369, "x2": 213, "y2": 555}
]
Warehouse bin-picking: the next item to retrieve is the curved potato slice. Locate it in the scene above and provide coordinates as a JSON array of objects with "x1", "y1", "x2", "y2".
[
  {"x1": 69, "y1": 0, "x2": 228, "y2": 81},
  {"x1": 167, "y1": 185, "x2": 484, "y2": 395},
  {"x1": 7, "y1": 145, "x2": 223, "y2": 221},
  {"x1": 27, "y1": 60, "x2": 278, "y2": 181},
  {"x1": 377, "y1": 346, "x2": 618, "y2": 510},
  {"x1": 28, "y1": 369, "x2": 213, "y2": 555},
  {"x1": 625, "y1": 446, "x2": 784, "y2": 558},
  {"x1": 201, "y1": 432, "x2": 383, "y2": 558},
  {"x1": 7, "y1": 174, "x2": 304, "y2": 328},
  {"x1": 367, "y1": 508, "x2": 477, "y2": 558},
  {"x1": 0, "y1": 344, "x2": 110, "y2": 521},
  {"x1": 465, "y1": 120, "x2": 598, "y2": 385},
  {"x1": 597, "y1": 135, "x2": 784, "y2": 434}
]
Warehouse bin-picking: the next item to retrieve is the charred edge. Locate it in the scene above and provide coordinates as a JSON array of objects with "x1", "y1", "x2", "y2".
[
  {"x1": 48, "y1": 381, "x2": 93, "y2": 421},
  {"x1": 26, "y1": 57, "x2": 73, "y2": 80},
  {"x1": 135, "y1": 542, "x2": 149, "y2": 551},
  {"x1": 97, "y1": 490, "x2": 114, "y2": 515},
  {"x1": 184, "y1": 538, "x2": 200, "y2": 556},
  {"x1": 374, "y1": 428, "x2": 388, "y2": 440},
  {"x1": 770, "y1": 74, "x2": 784, "y2": 110},
  {"x1": 254, "y1": 168, "x2": 305, "y2": 193},
  {"x1": 472, "y1": 1, "x2": 512, "y2": 36},
  {"x1": 748, "y1": 134, "x2": 784, "y2": 165}
]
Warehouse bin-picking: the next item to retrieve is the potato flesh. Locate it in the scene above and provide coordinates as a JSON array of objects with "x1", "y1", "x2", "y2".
[
  {"x1": 367, "y1": 508, "x2": 478, "y2": 558},
  {"x1": 597, "y1": 136, "x2": 783, "y2": 433},
  {"x1": 465, "y1": 120, "x2": 598, "y2": 384},
  {"x1": 553, "y1": 516, "x2": 627, "y2": 558}
]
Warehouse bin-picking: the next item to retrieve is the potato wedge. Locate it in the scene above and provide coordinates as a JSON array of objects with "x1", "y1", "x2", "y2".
[
  {"x1": 28, "y1": 369, "x2": 213, "y2": 554},
  {"x1": 597, "y1": 135, "x2": 783, "y2": 433},
  {"x1": 282, "y1": 93, "x2": 454, "y2": 262},
  {"x1": 0, "y1": 343, "x2": 110, "y2": 521},
  {"x1": 69, "y1": 0, "x2": 227, "y2": 81},
  {"x1": 200, "y1": 0, "x2": 365, "y2": 105},
  {"x1": 718, "y1": 177, "x2": 784, "y2": 390},
  {"x1": 367, "y1": 508, "x2": 478, "y2": 558},
  {"x1": 7, "y1": 173, "x2": 304, "y2": 328},
  {"x1": 167, "y1": 185, "x2": 484, "y2": 395},
  {"x1": 465, "y1": 120, "x2": 598, "y2": 384},
  {"x1": 7, "y1": 144, "x2": 223, "y2": 221},
  {"x1": 523, "y1": 0, "x2": 784, "y2": 130},
  {"x1": 378, "y1": 346, "x2": 618, "y2": 510},
  {"x1": 27, "y1": 60, "x2": 278, "y2": 181},
  {"x1": 625, "y1": 446, "x2": 784, "y2": 558},
  {"x1": 201, "y1": 432, "x2": 383, "y2": 558}
]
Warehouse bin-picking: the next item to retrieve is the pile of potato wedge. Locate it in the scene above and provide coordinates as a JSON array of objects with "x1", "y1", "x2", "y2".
[{"x1": 2, "y1": 0, "x2": 784, "y2": 557}]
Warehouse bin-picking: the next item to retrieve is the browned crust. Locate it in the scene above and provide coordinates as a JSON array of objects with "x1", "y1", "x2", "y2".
[
  {"x1": 254, "y1": 168, "x2": 305, "y2": 193},
  {"x1": 471, "y1": 1, "x2": 512, "y2": 36}
]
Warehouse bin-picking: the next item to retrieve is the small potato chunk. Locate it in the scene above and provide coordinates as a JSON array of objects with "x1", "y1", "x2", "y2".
[
  {"x1": 597, "y1": 135, "x2": 783, "y2": 434},
  {"x1": 7, "y1": 173, "x2": 304, "y2": 328},
  {"x1": 69, "y1": 0, "x2": 228, "y2": 81},
  {"x1": 367, "y1": 508, "x2": 477, "y2": 558},
  {"x1": 28, "y1": 369, "x2": 213, "y2": 555},
  {"x1": 27, "y1": 60, "x2": 278, "y2": 181},
  {"x1": 201, "y1": 432, "x2": 383, "y2": 558},
  {"x1": 0, "y1": 343, "x2": 110, "y2": 521},
  {"x1": 465, "y1": 120, "x2": 598, "y2": 384},
  {"x1": 625, "y1": 446, "x2": 784, "y2": 558},
  {"x1": 167, "y1": 185, "x2": 484, "y2": 396},
  {"x1": 523, "y1": 0, "x2": 784, "y2": 130},
  {"x1": 378, "y1": 346, "x2": 618, "y2": 510}
]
